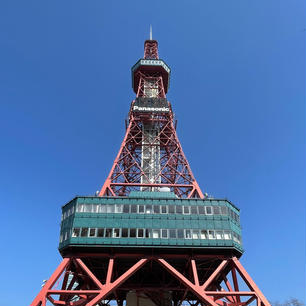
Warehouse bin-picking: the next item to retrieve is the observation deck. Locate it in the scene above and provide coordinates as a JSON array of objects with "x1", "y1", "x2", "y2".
[{"x1": 59, "y1": 191, "x2": 243, "y2": 257}]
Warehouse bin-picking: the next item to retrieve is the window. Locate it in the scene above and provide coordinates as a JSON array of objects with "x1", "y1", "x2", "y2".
[
  {"x1": 200, "y1": 230, "x2": 208, "y2": 239},
  {"x1": 122, "y1": 228, "x2": 128, "y2": 238},
  {"x1": 191, "y1": 206, "x2": 198, "y2": 214},
  {"x1": 183, "y1": 206, "x2": 190, "y2": 214},
  {"x1": 213, "y1": 206, "x2": 221, "y2": 215},
  {"x1": 131, "y1": 205, "x2": 137, "y2": 213},
  {"x1": 100, "y1": 205, "x2": 107, "y2": 213},
  {"x1": 146, "y1": 205, "x2": 153, "y2": 214},
  {"x1": 64, "y1": 232, "x2": 68, "y2": 240},
  {"x1": 137, "y1": 229, "x2": 144, "y2": 238},
  {"x1": 208, "y1": 230, "x2": 215, "y2": 239},
  {"x1": 221, "y1": 206, "x2": 228, "y2": 215},
  {"x1": 77, "y1": 204, "x2": 84, "y2": 212},
  {"x1": 71, "y1": 206, "x2": 74, "y2": 214},
  {"x1": 153, "y1": 205, "x2": 160, "y2": 214},
  {"x1": 130, "y1": 228, "x2": 136, "y2": 237},
  {"x1": 145, "y1": 229, "x2": 150, "y2": 238},
  {"x1": 198, "y1": 206, "x2": 205, "y2": 214},
  {"x1": 152, "y1": 229, "x2": 160, "y2": 238},
  {"x1": 72, "y1": 228, "x2": 80, "y2": 237},
  {"x1": 107, "y1": 205, "x2": 115, "y2": 213},
  {"x1": 205, "y1": 206, "x2": 212, "y2": 215},
  {"x1": 115, "y1": 204, "x2": 123, "y2": 213},
  {"x1": 63, "y1": 211, "x2": 67, "y2": 219},
  {"x1": 176, "y1": 205, "x2": 182, "y2": 214},
  {"x1": 138, "y1": 205, "x2": 145, "y2": 214},
  {"x1": 84, "y1": 204, "x2": 92, "y2": 213},
  {"x1": 177, "y1": 229, "x2": 184, "y2": 239},
  {"x1": 60, "y1": 234, "x2": 63, "y2": 243},
  {"x1": 169, "y1": 229, "x2": 176, "y2": 238},
  {"x1": 123, "y1": 205, "x2": 130, "y2": 213},
  {"x1": 192, "y1": 230, "x2": 200, "y2": 239},
  {"x1": 89, "y1": 228, "x2": 96, "y2": 237},
  {"x1": 161, "y1": 205, "x2": 167, "y2": 214},
  {"x1": 168, "y1": 205, "x2": 174, "y2": 213},
  {"x1": 223, "y1": 230, "x2": 231, "y2": 240},
  {"x1": 97, "y1": 228, "x2": 104, "y2": 237},
  {"x1": 113, "y1": 228, "x2": 120, "y2": 238},
  {"x1": 81, "y1": 228, "x2": 88, "y2": 237},
  {"x1": 92, "y1": 204, "x2": 99, "y2": 213},
  {"x1": 105, "y1": 228, "x2": 112, "y2": 237},
  {"x1": 161, "y1": 229, "x2": 168, "y2": 238},
  {"x1": 185, "y1": 229, "x2": 192, "y2": 239},
  {"x1": 215, "y1": 231, "x2": 223, "y2": 239}
]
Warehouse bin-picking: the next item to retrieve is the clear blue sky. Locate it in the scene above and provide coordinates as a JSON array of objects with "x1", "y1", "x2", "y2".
[{"x1": 0, "y1": 1, "x2": 305, "y2": 305}]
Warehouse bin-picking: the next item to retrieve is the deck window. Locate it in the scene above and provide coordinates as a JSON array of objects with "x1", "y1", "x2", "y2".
[
  {"x1": 84, "y1": 204, "x2": 92, "y2": 213},
  {"x1": 208, "y1": 230, "x2": 215, "y2": 239},
  {"x1": 105, "y1": 228, "x2": 112, "y2": 237},
  {"x1": 113, "y1": 228, "x2": 120, "y2": 238},
  {"x1": 122, "y1": 228, "x2": 128, "y2": 238},
  {"x1": 215, "y1": 231, "x2": 223, "y2": 239},
  {"x1": 223, "y1": 230, "x2": 231, "y2": 240},
  {"x1": 168, "y1": 205, "x2": 175, "y2": 214},
  {"x1": 89, "y1": 228, "x2": 96, "y2": 237},
  {"x1": 161, "y1": 205, "x2": 167, "y2": 214},
  {"x1": 123, "y1": 205, "x2": 130, "y2": 213},
  {"x1": 192, "y1": 230, "x2": 200, "y2": 239},
  {"x1": 100, "y1": 205, "x2": 107, "y2": 213},
  {"x1": 185, "y1": 229, "x2": 192, "y2": 239},
  {"x1": 200, "y1": 230, "x2": 208, "y2": 239},
  {"x1": 131, "y1": 205, "x2": 137, "y2": 213},
  {"x1": 146, "y1": 205, "x2": 152, "y2": 214},
  {"x1": 176, "y1": 205, "x2": 182, "y2": 213},
  {"x1": 145, "y1": 229, "x2": 150, "y2": 238},
  {"x1": 221, "y1": 206, "x2": 228, "y2": 215},
  {"x1": 138, "y1": 205, "x2": 145, "y2": 213},
  {"x1": 97, "y1": 228, "x2": 104, "y2": 237},
  {"x1": 81, "y1": 228, "x2": 88, "y2": 237},
  {"x1": 183, "y1": 206, "x2": 190, "y2": 214},
  {"x1": 213, "y1": 206, "x2": 221, "y2": 215},
  {"x1": 152, "y1": 229, "x2": 160, "y2": 238},
  {"x1": 198, "y1": 206, "x2": 205, "y2": 214},
  {"x1": 107, "y1": 205, "x2": 115, "y2": 213},
  {"x1": 169, "y1": 229, "x2": 176, "y2": 238},
  {"x1": 115, "y1": 204, "x2": 123, "y2": 213},
  {"x1": 130, "y1": 228, "x2": 136, "y2": 237},
  {"x1": 191, "y1": 206, "x2": 198, "y2": 214},
  {"x1": 161, "y1": 229, "x2": 168, "y2": 238},
  {"x1": 205, "y1": 206, "x2": 212, "y2": 215},
  {"x1": 72, "y1": 228, "x2": 80, "y2": 237},
  {"x1": 137, "y1": 229, "x2": 144, "y2": 238},
  {"x1": 153, "y1": 205, "x2": 160, "y2": 214},
  {"x1": 177, "y1": 229, "x2": 184, "y2": 239}
]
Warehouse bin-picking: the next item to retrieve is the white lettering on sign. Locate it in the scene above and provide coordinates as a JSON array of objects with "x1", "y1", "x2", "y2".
[{"x1": 133, "y1": 105, "x2": 170, "y2": 112}]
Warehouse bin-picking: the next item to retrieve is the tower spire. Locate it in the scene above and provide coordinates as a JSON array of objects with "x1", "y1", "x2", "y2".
[{"x1": 150, "y1": 25, "x2": 152, "y2": 40}]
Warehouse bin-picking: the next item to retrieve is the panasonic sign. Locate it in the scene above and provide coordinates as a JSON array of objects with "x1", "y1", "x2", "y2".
[{"x1": 133, "y1": 105, "x2": 170, "y2": 113}]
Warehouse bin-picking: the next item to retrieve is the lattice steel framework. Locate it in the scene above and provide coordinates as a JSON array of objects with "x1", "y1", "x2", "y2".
[{"x1": 99, "y1": 39, "x2": 203, "y2": 198}]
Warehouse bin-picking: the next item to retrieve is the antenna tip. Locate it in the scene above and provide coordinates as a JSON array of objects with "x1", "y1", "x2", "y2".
[{"x1": 150, "y1": 25, "x2": 152, "y2": 40}]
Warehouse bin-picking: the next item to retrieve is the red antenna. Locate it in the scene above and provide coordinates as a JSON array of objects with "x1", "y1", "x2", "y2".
[{"x1": 99, "y1": 37, "x2": 204, "y2": 198}]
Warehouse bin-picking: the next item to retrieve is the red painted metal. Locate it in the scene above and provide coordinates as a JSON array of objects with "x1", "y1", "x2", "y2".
[{"x1": 31, "y1": 255, "x2": 270, "y2": 306}]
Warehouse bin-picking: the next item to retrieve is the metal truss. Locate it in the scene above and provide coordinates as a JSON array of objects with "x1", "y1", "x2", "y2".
[{"x1": 31, "y1": 255, "x2": 271, "y2": 306}]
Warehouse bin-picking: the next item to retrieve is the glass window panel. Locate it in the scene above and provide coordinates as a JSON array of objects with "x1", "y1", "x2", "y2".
[
  {"x1": 191, "y1": 206, "x2": 198, "y2": 214},
  {"x1": 113, "y1": 228, "x2": 120, "y2": 238},
  {"x1": 223, "y1": 230, "x2": 231, "y2": 240},
  {"x1": 215, "y1": 230, "x2": 223, "y2": 239},
  {"x1": 97, "y1": 228, "x2": 104, "y2": 237},
  {"x1": 71, "y1": 206, "x2": 74, "y2": 214},
  {"x1": 105, "y1": 228, "x2": 112, "y2": 237},
  {"x1": 89, "y1": 228, "x2": 96, "y2": 237},
  {"x1": 145, "y1": 229, "x2": 150, "y2": 238},
  {"x1": 130, "y1": 228, "x2": 136, "y2": 237},
  {"x1": 168, "y1": 205, "x2": 175, "y2": 213},
  {"x1": 208, "y1": 230, "x2": 215, "y2": 239},
  {"x1": 153, "y1": 205, "x2": 160, "y2": 214},
  {"x1": 137, "y1": 229, "x2": 144, "y2": 238},
  {"x1": 161, "y1": 205, "x2": 167, "y2": 214},
  {"x1": 169, "y1": 229, "x2": 176, "y2": 238},
  {"x1": 183, "y1": 206, "x2": 190, "y2": 214},
  {"x1": 81, "y1": 228, "x2": 88, "y2": 237},
  {"x1": 146, "y1": 205, "x2": 152, "y2": 214},
  {"x1": 213, "y1": 206, "x2": 221, "y2": 215},
  {"x1": 138, "y1": 205, "x2": 145, "y2": 214},
  {"x1": 123, "y1": 205, "x2": 130, "y2": 213},
  {"x1": 84, "y1": 204, "x2": 92, "y2": 213},
  {"x1": 92, "y1": 205, "x2": 99, "y2": 213},
  {"x1": 72, "y1": 228, "x2": 80, "y2": 237},
  {"x1": 100, "y1": 205, "x2": 107, "y2": 213},
  {"x1": 205, "y1": 206, "x2": 212, "y2": 215},
  {"x1": 185, "y1": 229, "x2": 192, "y2": 239},
  {"x1": 175, "y1": 205, "x2": 182, "y2": 214},
  {"x1": 64, "y1": 232, "x2": 68, "y2": 240},
  {"x1": 122, "y1": 228, "x2": 128, "y2": 238},
  {"x1": 177, "y1": 229, "x2": 184, "y2": 239},
  {"x1": 131, "y1": 205, "x2": 137, "y2": 213},
  {"x1": 198, "y1": 206, "x2": 205, "y2": 214},
  {"x1": 115, "y1": 204, "x2": 123, "y2": 213},
  {"x1": 77, "y1": 204, "x2": 84, "y2": 212},
  {"x1": 192, "y1": 230, "x2": 200, "y2": 239},
  {"x1": 107, "y1": 205, "x2": 115, "y2": 213},
  {"x1": 200, "y1": 230, "x2": 208, "y2": 239},
  {"x1": 152, "y1": 229, "x2": 160, "y2": 238},
  {"x1": 63, "y1": 212, "x2": 67, "y2": 219},
  {"x1": 161, "y1": 229, "x2": 168, "y2": 238},
  {"x1": 221, "y1": 206, "x2": 228, "y2": 215}
]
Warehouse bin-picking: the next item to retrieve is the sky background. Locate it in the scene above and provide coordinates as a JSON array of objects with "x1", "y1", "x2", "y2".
[{"x1": 0, "y1": 1, "x2": 305, "y2": 305}]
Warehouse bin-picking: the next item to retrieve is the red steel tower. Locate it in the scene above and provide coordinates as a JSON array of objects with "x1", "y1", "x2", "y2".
[{"x1": 31, "y1": 35, "x2": 271, "y2": 306}]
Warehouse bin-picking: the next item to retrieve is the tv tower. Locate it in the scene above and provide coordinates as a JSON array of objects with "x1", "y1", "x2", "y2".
[{"x1": 31, "y1": 32, "x2": 271, "y2": 306}]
